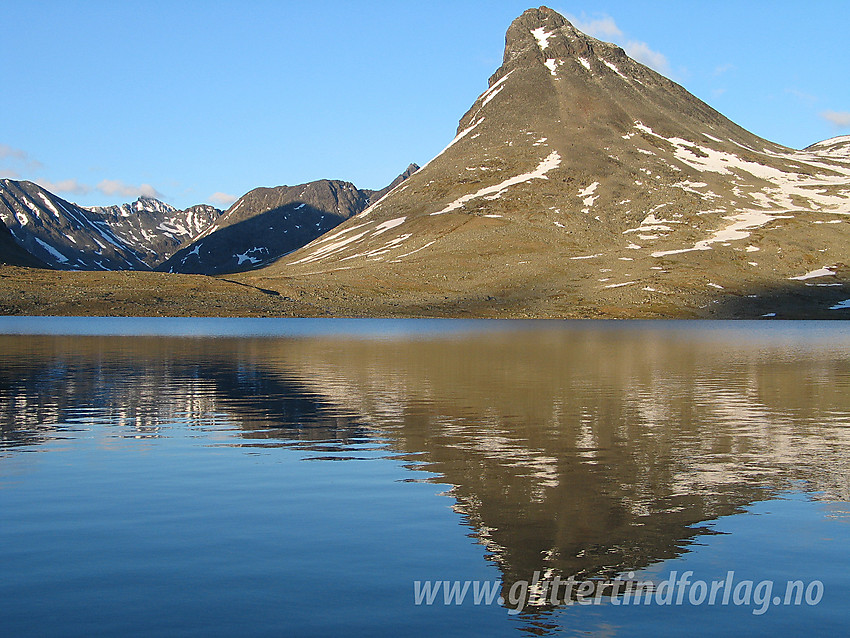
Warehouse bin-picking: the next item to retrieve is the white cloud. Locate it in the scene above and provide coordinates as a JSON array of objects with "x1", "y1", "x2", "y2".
[
  {"x1": 623, "y1": 40, "x2": 671, "y2": 75},
  {"x1": 564, "y1": 12, "x2": 671, "y2": 76},
  {"x1": 0, "y1": 143, "x2": 28, "y2": 161},
  {"x1": 0, "y1": 168, "x2": 21, "y2": 179},
  {"x1": 787, "y1": 88, "x2": 818, "y2": 105},
  {"x1": 208, "y1": 191, "x2": 238, "y2": 206},
  {"x1": 36, "y1": 178, "x2": 92, "y2": 195},
  {"x1": 97, "y1": 179, "x2": 163, "y2": 199},
  {"x1": 566, "y1": 14, "x2": 622, "y2": 39},
  {"x1": 0, "y1": 143, "x2": 43, "y2": 171},
  {"x1": 820, "y1": 111, "x2": 850, "y2": 128},
  {"x1": 713, "y1": 63, "x2": 734, "y2": 77}
]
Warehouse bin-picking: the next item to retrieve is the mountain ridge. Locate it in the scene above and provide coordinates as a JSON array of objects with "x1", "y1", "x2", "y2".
[
  {"x1": 0, "y1": 179, "x2": 222, "y2": 270},
  {"x1": 243, "y1": 6, "x2": 849, "y2": 318},
  {"x1": 0, "y1": 164, "x2": 418, "y2": 274},
  {"x1": 158, "y1": 165, "x2": 419, "y2": 275}
]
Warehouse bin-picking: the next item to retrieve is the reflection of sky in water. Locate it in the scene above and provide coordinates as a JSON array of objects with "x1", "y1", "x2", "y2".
[
  {"x1": 538, "y1": 490, "x2": 850, "y2": 636},
  {"x1": 0, "y1": 319, "x2": 849, "y2": 635}
]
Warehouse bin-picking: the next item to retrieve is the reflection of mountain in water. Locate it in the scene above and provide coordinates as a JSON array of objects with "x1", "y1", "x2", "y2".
[
  {"x1": 0, "y1": 336, "x2": 368, "y2": 450},
  {"x1": 2, "y1": 326, "x2": 850, "y2": 602},
  {"x1": 255, "y1": 327, "x2": 850, "y2": 591}
]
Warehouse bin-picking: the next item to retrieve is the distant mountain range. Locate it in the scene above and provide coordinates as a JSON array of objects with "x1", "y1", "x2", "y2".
[
  {"x1": 0, "y1": 165, "x2": 417, "y2": 273},
  {"x1": 0, "y1": 179, "x2": 221, "y2": 270},
  {"x1": 159, "y1": 164, "x2": 418, "y2": 275}
]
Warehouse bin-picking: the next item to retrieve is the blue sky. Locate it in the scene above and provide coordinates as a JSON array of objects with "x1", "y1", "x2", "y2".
[{"x1": 1, "y1": 0, "x2": 848, "y2": 209}]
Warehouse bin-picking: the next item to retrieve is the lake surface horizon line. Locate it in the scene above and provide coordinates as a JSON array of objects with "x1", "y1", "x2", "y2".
[{"x1": 0, "y1": 315, "x2": 848, "y2": 340}]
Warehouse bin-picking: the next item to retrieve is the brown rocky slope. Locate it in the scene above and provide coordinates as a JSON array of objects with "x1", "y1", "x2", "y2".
[{"x1": 239, "y1": 6, "x2": 850, "y2": 318}]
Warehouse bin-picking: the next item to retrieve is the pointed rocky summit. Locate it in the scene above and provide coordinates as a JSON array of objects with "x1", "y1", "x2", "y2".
[{"x1": 252, "y1": 6, "x2": 849, "y2": 318}]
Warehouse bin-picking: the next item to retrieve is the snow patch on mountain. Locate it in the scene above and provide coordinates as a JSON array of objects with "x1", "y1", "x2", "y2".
[
  {"x1": 531, "y1": 27, "x2": 554, "y2": 50},
  {"x1": 652, "y1": 211, "x2": 792, "y2": 257},
  {"x1": 432, "y1": 151, "x2": 561, "y2": 215},
  {"x1": 419, "y1": 118, "x2": 486, "y2": 173},
  {"x1": 789, "y1": 267, "x2": 836, "y2": 281},
  {"x1": 34, "y1": 238, "x2": 68, "y2": 263}
]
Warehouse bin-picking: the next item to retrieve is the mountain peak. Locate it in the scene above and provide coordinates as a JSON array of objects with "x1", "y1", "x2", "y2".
[
  {"x1": 504, "y1": 7, "x2": 565, "y2": 62},
  {"x1": 514, "y1": 6, "x2": 565, "y2": 27},
  {"x1": 503, "y1": 6, "x2": 626, "y2": 71},
  {"x1": 268, "y1": 5, "x2": 850, "y2": 319},
  {"x1": 132, "y1": 196, "x2": 177, "y2": 214}
]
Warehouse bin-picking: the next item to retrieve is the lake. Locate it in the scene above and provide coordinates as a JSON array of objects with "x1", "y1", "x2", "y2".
[{"x1": 1, "y1": 318, "x2": 848, "y2": 636}]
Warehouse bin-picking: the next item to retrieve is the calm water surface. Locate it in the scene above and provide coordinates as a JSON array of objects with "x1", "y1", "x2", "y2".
[{"x1": 1, "y1": 319, "x2": 849, "y2": 636}]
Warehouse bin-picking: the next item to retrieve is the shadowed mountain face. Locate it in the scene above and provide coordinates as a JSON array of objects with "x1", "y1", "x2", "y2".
[
  {"x1": 258, "y1": 7, "x2": 849, "y2": 318},
  {"x1": 3, "y1": 324, "x2": 850, "y2": 604},
  {"x1": 160, "y1": 166, "x2": 419, "y2": 276},
  {"x1": 0, "y1": 216, "x2": 49, "y2": 268},
  {"x1": 0, "y1": 179, "x2": 222, "y2": 270}
]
